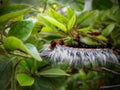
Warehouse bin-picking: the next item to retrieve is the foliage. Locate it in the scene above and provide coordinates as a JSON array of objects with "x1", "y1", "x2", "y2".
[{"x1": 0, "y1": 0, "x2": 120, "y2": 90}]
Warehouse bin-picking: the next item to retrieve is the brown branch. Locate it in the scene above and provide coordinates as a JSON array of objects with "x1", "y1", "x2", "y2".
[
  {"x1": 0, "y1": 39, "x2": 3, "y2": 43},
  {"x1": 87, "y1": 66, "x2": 120, "y2": 76},
  {"x1": 100, "y1": 67, "x2": 120, "y2": 76},
  {"x1": 100, "y1": 84, "x2": 120, "y2": 89}
]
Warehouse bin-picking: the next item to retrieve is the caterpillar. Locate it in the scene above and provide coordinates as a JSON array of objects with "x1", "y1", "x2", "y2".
[{"x1": 40, "y1": 40, "x2": 119, "y2": 67}]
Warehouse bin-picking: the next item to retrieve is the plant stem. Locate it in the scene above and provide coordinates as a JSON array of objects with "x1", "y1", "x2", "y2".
[
  {"x1": 100, "y1": 84, "x2": 120, "y2": 89},
  {"x1": 8, "y1": 51, "x2": 32, "y2": 59},
  {"x1": 118, "y1": 0, "x2": 120, "y2": 8},
  {"x1": 87, "y1": 67, "x2": 120, "y2": 76},
  {"x1": 42, "y1": 0, "x2": 48, "y2": 13},
  {"x1": 101, "y1": 67, "x2": 120, "y2": 76},
  {"x1": 31, "y1": 59, "x2": 37, "y2": 74},
  {"x1": 11, "y1": 58, "x2": 21, "y2": 90},
  {"x1": 11, "y1": 62, "x2": 16, "y2": 90}
]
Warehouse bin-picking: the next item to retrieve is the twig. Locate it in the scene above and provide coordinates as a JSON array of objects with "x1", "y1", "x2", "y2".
[
  {"x1": 0, "y1": 39, "x2": 3, "y2": 43},
  {"x1": 118, "y1": 0, "x2": 120, "y2": 8},
  {"x1": 100, "y1": 84, "x2": 120, "y2": 89},
  {"x1": 42, "y1": 0, "x2": 48, "y2": 13},
  {"x1": 87, "y1": 66, "x2": 120, "y2": 76},
  {"x1": 8, "y1": 52, "x2": 32, "y2": 59},
  {"x1": 11, "y1": 58, "x2": 22, "y2": 90},
  {"x1": 100, "y1": 67, "x2": 120, "y2": 75}
]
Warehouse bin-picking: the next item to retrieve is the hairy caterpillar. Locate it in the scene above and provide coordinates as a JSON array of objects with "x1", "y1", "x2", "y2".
[{"x1": 40, "y1": 40, "x2": 119, "y2": 66}]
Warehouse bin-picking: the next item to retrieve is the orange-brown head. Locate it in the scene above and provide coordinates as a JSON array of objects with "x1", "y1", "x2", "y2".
[
  {"x1": 49, "y1": 40, "x2": 57, "y2": 50},
  {"x1": 57, "y1": 40, "x2": 66, "y2": 45}
]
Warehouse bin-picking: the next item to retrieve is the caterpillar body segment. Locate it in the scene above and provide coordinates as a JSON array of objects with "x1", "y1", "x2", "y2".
[{"x1": 40, "y1": 40, "x2": 118, "y2": 66}]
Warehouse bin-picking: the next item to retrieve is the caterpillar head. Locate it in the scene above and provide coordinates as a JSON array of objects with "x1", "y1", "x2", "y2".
[
  {"x1": 57, "y1": 40, "x2": 66, "y2": 45},
  {"x1": 49, "y1": 40, "x2": 66, "y2": 50},
  {"x1": 49, "y1": 40, "x2": 57, "y2": 50}
]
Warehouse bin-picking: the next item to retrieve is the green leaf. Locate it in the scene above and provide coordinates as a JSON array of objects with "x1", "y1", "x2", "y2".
[
  {"x1": 78, "y1": 69, "x2": 87, "y2": 81},
  {"x1": 112, "y1": 7, "x2": 120, "y2": 23},
  {"x1": 25, "y1": 43, "x2": 42, "y2": 61},
  {"x1": 32, "y1": 21, "x2": 43, "y2": 35},
  {"x1": 102, "y1": 23, "x2": 115, "y2": 36},
  {"x1": 12, "y1": 15, "x2": 24, "y2": 21},
  {"x1": 96, "y1": 10, "x2": 109, "y2": 22},
  {"x1": 0, "y1": 60, "x2": 12, "y2": 89},
  {"x1": 8, "y1": 20, "x2": 34, "y2": 41},
  {"x1": 4, "y1": 36, "x2": 25, "y2": 50},
  {"x1": 96, "y1": 35, "x2": 107, "y2": 41},
  {"x1": 67, "y1": 8, "x2": 74, "y2": 20},
  {"x1": 43, "y1": 35, "x2": 64, "y2": 41},
  {"x1": 16, "y1": 73, "x2": 34, "y2": 86},
  {"x1": 49, "y1": 8, "x2": 68, "y2": 23},
  {"x1": 20, "y1": 58, "x2": 35, "y2": 72},
  {"x1": 39, "y1": 15, "x2": 67, "y2": 32},
  {"x1": 86, "y1": 71, "x2": 98, "y2": 80},
  {"x1": 0, "y1": 4, "x2": 33, "y2": 23},
  {"x1": 77, "y1": 26, "x2": 92, "y2": 33},
  {"x1": 34, "y1": 77, "x2": 65, "y2": 90},
  {"x1": 38, "y1": 68, "x2": 69, "y2": 77},
  {"x1": 77, "y1": 11, "x2": 99, "y2": 27},
  {"x1": 34, "y1": 77, "x2": 54, "y2": 90},
  {"x1": 41, "y1": 26, "x2": 64, "y2": 36},
  {"x1": 111, "y1": 28, "x2": 120, "y2": 39},
  {"x1": 78, "y1": 11, "x2": 94, "y2": 24},
  {"x1": 41, "y1": 26, "x2": 55, "y2": 33},
  {"x1": 92, "y1": 0, "x2": 113, "y2": 10},
  {"x1": 81, "y1": 37, "x2": 99, "y2": 45},
  {"x1": 67, "y1": 13, "x2": 76, "y2": 31},
  {"x1": 111, "y1": 28, "x2": 120, "y2": 48},
  {"x1": 40, "y1": 26, "x2": 65, "y2": 39},
  {"x1": 37, "y1": 15, "x2": 56, "y2": 30},
  {"x1": 4, "y1": 36, "x2": 42, "y2": 61}
]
